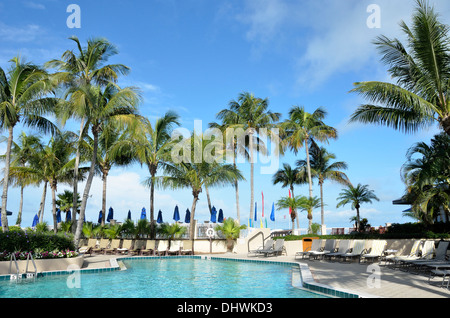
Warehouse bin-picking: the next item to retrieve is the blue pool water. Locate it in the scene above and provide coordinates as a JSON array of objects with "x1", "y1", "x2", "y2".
[{"x1": 0, "y1": 258, "x2": 327, "y2": 298}]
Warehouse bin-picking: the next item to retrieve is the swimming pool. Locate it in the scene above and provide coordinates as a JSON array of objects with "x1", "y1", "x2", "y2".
[{"x1": 0, "y1": 257, "x2": 327, "y2": 298}]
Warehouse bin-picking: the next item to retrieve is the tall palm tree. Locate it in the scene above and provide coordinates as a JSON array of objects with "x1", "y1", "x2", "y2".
[
  {"x1": 350, "y1": 0, "x2": 450, "y2": 137},
  {"x1": 10, "y1": 131, "x2": 79, "y2": 233},
  {"x1": 162, "y1": 133, "x2": 244, "y2": 240},
  {"x1": 282, "y1": 106, "x2": 337, "y2": 202},
  {"x1": 297, "y1": 144, "x2": 351, "y2": 231},
  {"x1": 96, "y1": 122, "x2": 134, "y2": 226},
  {"x1": 70, "y1": 83, "x2": 141, "y2": 247},
  {"x1": 0, "y1": 131, "x2": 41, "y2": 226},
  {"x1": 228, "y1": 92, "x2": 280, "y2": 221},
  {"x1": 210, "y1": 109, "x2": 249, "y2": 223},
  {"x1": 116, "y1": 111, "x2": 180, "y2": 236},
  {"x1": 47, "y1": 36, "x2": 130, "y2": 226},
  {"x1": 0, "y1": 56, "x2": 58, "y2": 232},
  {"x1": 272, "y1": 163, "x2": 304, "y2": 228},
  {"x1": 336, "y1": 183, "x2": 379, "y2": 232}
]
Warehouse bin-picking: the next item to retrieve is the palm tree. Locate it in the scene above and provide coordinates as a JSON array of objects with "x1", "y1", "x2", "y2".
[
  {"x1": 215, "y1": 218, "x2": 247, "y2": 252},
  {"x1": 70, "y1": 82, "x2": 141, "y2": 247},
  {"x1": 0, "y1": 56, "x2": 58, "y2": 231},
  {"x1": 336, "y1": 183, "x2": 379, "y2": 232},
  {"x1": 159, "y1": 223, "x2": 187, "y2": 248},
  {"x1": 401, "y1": 133, "x2": 450, "y2": 224},
  {"x1": 47, "y1": 36, "x2": 130, "y2": 226},
  {"x1": 96, "y1": 122, "x2": 134, "y2": 226},
  {"x1": 0, "y1": 131, "x2": 41, "y2": 226},
  {"x1": 350, "y1": 0, "x2": 450, "y2": 137},
  {"x1": 275, "y1": 195, "x2": 305, "y2": 231},
  {"x1": 297, "y1": 144, "x2": 351, "y2": 231},
  {"x1": 282, "y1": 106, "x2": 337, "y2": 202},
  {"x1": 117, "y1": 111, "x2": 179, "y2": 235},
  {"x1": 227, "y1": 92, "x2": 281, "y2": 221},
  {"x1": 297, "y1": 195, "x2": 321, "y2": 233},
  {"x1": 162, "y1": 133, "x2": 244, "y2": 240},
  {"x1": 272, "y1": 163, "x2": 304, "y2": 228},
  {"x1": 56, "y1": 190, "x2": 81, "y2": 220}
]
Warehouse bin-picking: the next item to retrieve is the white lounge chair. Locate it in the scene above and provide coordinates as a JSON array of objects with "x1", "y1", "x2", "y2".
[
  {"x1": 397, "y1": 240, "x2": 435, "y2": 269},
  {"x1": 385, "y1": 239, "x2": 423, "y2": 267},
  {"x1": 248, "y1": 239, "x2": 274, "y2": 257},
  {"x1": 309, "y1": 240, "x2": 336, "y2": 260},
  {"x1": 359, "y1": 240, "x2": 387, "y2": 264},
  {"x1": 295, "y1": 239, "x2": 323, "y2": 260},
  {"x1": 168, "y1": 240, "x2": 181, "y2": 255},
  {"x1": 324, "y1": 240, "x2": 353, "y2": 261},
  {"x1": 156, "y1": 240, "x2": 169, "y2": 256},
  {"x1": 338, "y1": 240, "x2": 366, "y2": 262},
  {"x1": 263, "y1": 239, "x2": 286, "y2": 257}
]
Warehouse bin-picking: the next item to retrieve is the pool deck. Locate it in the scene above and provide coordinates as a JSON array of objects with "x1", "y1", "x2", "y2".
[{"x1": 81, "y1": 253, "x2": 450, "y2": 298}]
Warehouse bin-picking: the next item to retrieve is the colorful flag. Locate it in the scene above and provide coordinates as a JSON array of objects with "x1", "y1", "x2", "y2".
[{"x1": 288, "y1": 189, "x2": 292, "y2": 215}]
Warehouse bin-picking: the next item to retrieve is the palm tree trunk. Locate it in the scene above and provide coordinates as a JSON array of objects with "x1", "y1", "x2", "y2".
[
  {"x1": 150, "y1": 170, "x2": 156, "y2": 238},
  {"x1": 72, "y1": 117, "x2": 85, "y2": 233},
  {"x1": 304, "y1": 138, "x2": 313, "y2": 199},
  {"x1": 74, "y1": 126, "x2": 99, "y2": 247},
  {"x1": 51, "y1": 181, "x2": 58, "y2": 234},
  {"x1": 320, "y1": 181, "x2": 324, "y2": 228},
  {"x1": 355, "y1": 205, "x2": 361, "y2": 232},
  {"x1": 101, "y1": 170, "x2": 109, "y2": 226},
  {"x1": 249, "y1": 129, "x2": 255, "y2": 221},
  {"x1": 205, "y1": 186, "x2": 212, "y2": 214},
  {"x1": 39, "y1": 181, "x2": 48, "y2": 224},
  {"x1": 16, "y1": 185, "x2": 24, "y2": 226},
  {"x1": 291, "y1": 186, "x2": 299, "y2": 229},
  {"x1": 1, "y1": 126, "x2": 14, "y2": 232},
  {"x1": 233, "y1": 154, "x2": 241, "y2": 223},
  {"x1": 189, "y1": 193, "x2": 199, "y2": 241}
]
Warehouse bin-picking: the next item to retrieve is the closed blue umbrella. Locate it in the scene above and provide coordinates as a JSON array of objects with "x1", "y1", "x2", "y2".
[
  {"x1": 157, "y1": 210, "x2": 163, "y2": 223},
  {"x1": 210, "y1": 206, "x2": 217, "y2": 223},
  {"x1": 140, "y1": 207, "x2": 146, "y2": 220},
  {"x1": 173, "y1": 205, "x2": 180, "y2": 222},
  {"x1": 218, "y1": 209, "x2": 224, "y2": 223},
  {"x1": 107, "y1": 207, "x2": 114, "y2": 222},
  {"x1": 98, "y1": 210, "x2": 103, "y2": 223},
  {"x1": 56, "y1": 209, "x2": 61, "y2": 223},
  {"x1": 66, "y1": 209, "x2": 71, "y2": 222},
  {"x1": 270, "y1": 202, "x2": 275, "y2": 221},
  {"x1": 254, "y1": 202, "x2": 257, "y2": 221},
  {"x1": 32, "y1": 214, "x2": 39, "y2": 227},
  {"x1": 184, "y1": 209, "x2": 190, "y2": 223},
  {"x1": 127, "y1": 210, "x2": 132, "y2": 220}
]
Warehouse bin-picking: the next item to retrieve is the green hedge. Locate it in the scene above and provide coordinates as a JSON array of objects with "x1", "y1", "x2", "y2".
[{"x1": 0, "y1": 230, "x2": 75, "y2": 253}]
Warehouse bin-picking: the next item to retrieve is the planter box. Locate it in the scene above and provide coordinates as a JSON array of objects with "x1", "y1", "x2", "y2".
[{"x1": 0, "y1": 255, "x2": 84, "y2": 275}]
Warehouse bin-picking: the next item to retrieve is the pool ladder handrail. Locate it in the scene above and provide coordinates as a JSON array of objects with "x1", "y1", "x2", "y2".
[{"x1": 9, "y1": 252, "x2": 38, "y2": 281}]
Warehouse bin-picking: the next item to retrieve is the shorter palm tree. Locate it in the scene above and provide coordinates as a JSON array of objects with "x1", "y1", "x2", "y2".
[
  {"x1": 159, "y1": 223, "x2": 187, "y2": 248},
  {"x1": 336, "y1": 183, "x2": 379, "y2": 232},
  {"x1": 215, "y1": 218, "x2": 247, "y2": 252},
  {"x1": 297, "y1": 196, "x2": 321, "y2": 233},
  {"x1": 276, "y1": 195, "x2": 305, "y2": 231}
]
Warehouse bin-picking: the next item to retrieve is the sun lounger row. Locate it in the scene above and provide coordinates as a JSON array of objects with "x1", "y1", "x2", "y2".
[
  {"x1": 78, "y1": 239, "x2": 194, "y2": 256},
  {"x1": 248, "y1": 239, "x2": 287, "y2": 257},
  {"x1": 295, "y1": 239, "x2": 388, "y2": 263}
]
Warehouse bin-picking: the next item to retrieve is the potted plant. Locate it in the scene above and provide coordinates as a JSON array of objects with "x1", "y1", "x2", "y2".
[{"x1": 215, "y1": 218, "x2": 247, "y2": 252}]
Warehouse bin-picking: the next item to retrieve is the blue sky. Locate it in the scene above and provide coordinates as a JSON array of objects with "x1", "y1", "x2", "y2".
[{"x1": 1, "y1": 0, "x2": 449, "y2": 231}]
